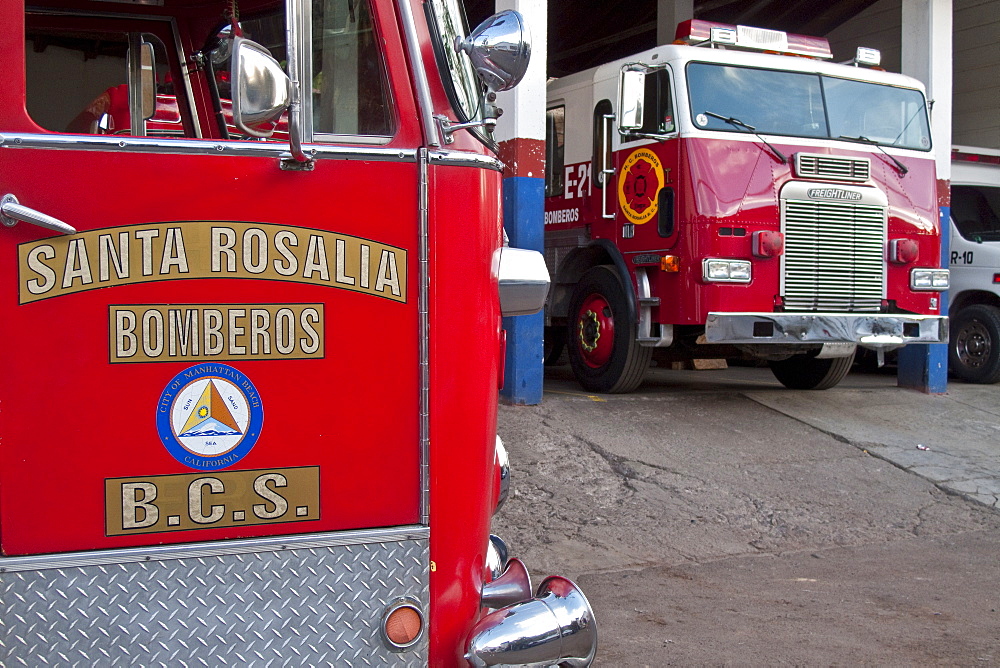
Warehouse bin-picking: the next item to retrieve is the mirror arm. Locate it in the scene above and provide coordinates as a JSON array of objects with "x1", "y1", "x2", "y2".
[
  {"x1": 436, "y1": 115, "x2": 498, "y2": 144},
  {"x1": 619, "y1": 130, "x2": 671, "y2": 142},
  {"x1": 284, "y1": 91, "x2": 312, "y2": 165},
  {"x1": 282, "y1": 0, "x2": 312, "y2": 167},
  {"x1": 126, "y1": 33, "x2": 154, "y2": 136}
]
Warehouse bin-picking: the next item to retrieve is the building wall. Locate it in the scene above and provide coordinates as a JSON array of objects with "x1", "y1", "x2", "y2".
[
  {"x1": 826, "y1": 0, "x2": 903, "y2": 72},
  {"x1": 953, "y1": 0, "x2": 999, "y2": 148},
  {"x1": 826, "y1": 0, "x2": 999, "y2": 150}
]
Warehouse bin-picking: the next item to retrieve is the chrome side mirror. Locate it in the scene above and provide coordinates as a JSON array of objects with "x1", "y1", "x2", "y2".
[
  {"x1": 127, "y1": 34, "x2": 156, "y2": 136},
  {"x1": 455, "y1": 10, "x2": 531, "y2": 93},
  {"x1": 619, "y1": 68, "x2": 645, "y2": 131},
  {"x1": 230, "y1": 36, "x2": 291, "y2": 138},
  {"x1": 497, "y1": 247, "x2": 550, "y2": 317}
]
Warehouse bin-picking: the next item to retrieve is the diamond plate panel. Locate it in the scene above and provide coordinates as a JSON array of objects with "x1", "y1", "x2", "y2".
[{"x1": 1, "y1": 534, "x2": 428, "y2": 667}]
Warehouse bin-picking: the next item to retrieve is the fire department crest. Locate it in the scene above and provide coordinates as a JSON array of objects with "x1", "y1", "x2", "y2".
[
  {"x1": 156, "y1": 363, "x2": 263, "y2": 470},
  {"x1": 618, "y1": 149, "x2": 666, "y2": 224}
]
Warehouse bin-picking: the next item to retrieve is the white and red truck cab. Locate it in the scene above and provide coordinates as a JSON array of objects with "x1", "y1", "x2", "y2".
[
  {"x1": 948, "y1": 146, "x2": 1000, "y2": 383},
  {"x1": 0, "y1": 0, "x2": 595, "y2": 665},
  {"x1": 544, "y1": 20, "x2": 949, "y2": 392}
]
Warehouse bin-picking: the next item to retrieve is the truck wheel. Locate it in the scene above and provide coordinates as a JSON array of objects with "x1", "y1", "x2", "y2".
[
  {"x1": 567, "y1": 266, "x2": 652, "y2": 393},
  {"x1": 949, "y1": 304, "x2": 1000, "y2": 384},
  {"x1": 768, "y1": 351, "x2": 855, "y2": 390}
]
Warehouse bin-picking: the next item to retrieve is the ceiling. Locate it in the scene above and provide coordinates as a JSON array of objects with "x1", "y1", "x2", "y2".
[{"x1": 465, "y1": 0, "x2": 880, "y2": 78}]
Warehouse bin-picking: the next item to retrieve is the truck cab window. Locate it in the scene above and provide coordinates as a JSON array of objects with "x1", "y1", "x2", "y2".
[
  {"x1": 545, "y1": 106, "x2": 565, "y2": 197},
  {"x1": 205, "y1": 11, "x2": 288, "y2": 141},
  {"x1": 623, "y1": 68, "x2": 675, "y2": 141},
  {"x1": 312, "y1": 0, "x2": 394, "y2": 137},
  {"x1": 952, "y1": 185, "x2": 1000, "y2": 241},
  {"x1": 593, "y1": 99, "x2": 613, "y2": 188},
  {"x1": 25, "y1": 23, "x2": 176, "y2": 136}
]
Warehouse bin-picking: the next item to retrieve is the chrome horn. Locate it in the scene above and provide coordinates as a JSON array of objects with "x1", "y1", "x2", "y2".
[
  {"x1": 481, "y1": 557, "x2": 532, "y2": 609},
  {"x1": 466, "y1": 576, "x2": 597, "y2": 667}
]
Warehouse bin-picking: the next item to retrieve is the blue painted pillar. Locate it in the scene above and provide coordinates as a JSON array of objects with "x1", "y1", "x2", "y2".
[
  {"x1": 500, "y1": 180, "x2": 545, "y2": 404},
  {"x1": 495, "y1": 0, "x2": 547, "y2": 405},
  {"x1": 898, "y1": 0, "x2": 951, "y2": 393},
  {"x1": 898, "y1": 206, "x2": 950, "y2": 392}
]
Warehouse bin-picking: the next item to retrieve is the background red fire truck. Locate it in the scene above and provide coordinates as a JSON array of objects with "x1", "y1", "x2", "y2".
[
  {"x1": 543, "y1": 20, "x2": 950, "y2": 393},
  {"x1": 0, "y1": 0, "x2": 595, "y2": 665}
]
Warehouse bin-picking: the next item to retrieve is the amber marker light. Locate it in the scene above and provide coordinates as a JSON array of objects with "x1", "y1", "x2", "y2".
[
  {"x1": 660, "y1": 255, "x2": 680, "y2": 272},
  {"x1": 381, "y1": 599, "x2": 425, "y2": 651}
]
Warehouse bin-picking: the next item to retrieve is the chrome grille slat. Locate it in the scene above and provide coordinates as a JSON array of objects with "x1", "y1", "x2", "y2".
[
  {"x1": 782, "y1": 197, "x2": 886, "y2": 312},
  {"x1": 795, "y1": 153, "x2": 872, "y2": 182}
]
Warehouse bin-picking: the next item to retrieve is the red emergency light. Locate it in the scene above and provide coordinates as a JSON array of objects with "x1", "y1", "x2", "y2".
[
  {"x1": 952, "y1": 148, "x2": 1000, "y2": 165},
  {"x1": 889, "y1": 238, "x2": 919, "y2": 265},
  {"x1": 675, "y1": 19, "x2": 833, "y2": 60}
]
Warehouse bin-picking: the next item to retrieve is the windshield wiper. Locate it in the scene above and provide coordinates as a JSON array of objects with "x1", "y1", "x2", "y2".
[
  {"x1": 838, "y1": 135, "x2": 909, "y2": 175},
  {"x1": 704, "y1": 111, "x2": 787, "y2": 164}
]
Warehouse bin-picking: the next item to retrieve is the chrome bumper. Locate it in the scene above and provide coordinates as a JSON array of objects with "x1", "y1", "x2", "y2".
[{"x1": 704, "y1": 312, "x2": 948, "y2": 348}]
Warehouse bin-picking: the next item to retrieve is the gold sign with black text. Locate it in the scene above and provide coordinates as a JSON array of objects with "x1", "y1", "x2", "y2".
[
  {"x1": 109, "y1": 303, "x2": 324, "y2": 363},
  {"x1": 19, "y1": 222, "x2": 406, "y2": 303},
  {"x1": 106, "y1": 466, "x2": 321, "y2": 536}
]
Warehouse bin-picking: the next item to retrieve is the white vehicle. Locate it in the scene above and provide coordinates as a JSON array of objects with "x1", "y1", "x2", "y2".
[{"x1": 948, "y1": 146, "x2": 1000, "y2": 383}]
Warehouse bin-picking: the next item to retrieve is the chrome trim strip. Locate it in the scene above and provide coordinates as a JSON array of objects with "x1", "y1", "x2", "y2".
[
  {"x1": 0, "y1": 136, "x2": 502, "y2": 169},
  {"x1": 284, "y1": 0, "x2": 310, "y2": 161},
  {"x1": 0, "y1": 525, "x2": 429, "y2": 573},
  {"x1": 295, "y1": 0, "x2": 314, "y2": 140},
  {"x1": 419, "y1": 147, "x2": 431, "y2": 524},
  {"x1": 0, "y1": 133, "x2": 418, "y2": 162},
  {"x1": 397, "y1": 0, "x2": 441, "y2": 147},
  {"x1": 429, "y1": 149, "x2": 503, "y2": 171}
]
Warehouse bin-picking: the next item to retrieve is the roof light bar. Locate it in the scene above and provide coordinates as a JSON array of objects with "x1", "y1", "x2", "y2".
[{"x1": 675, "y1": 19, "x2": 833, "y2": 59}]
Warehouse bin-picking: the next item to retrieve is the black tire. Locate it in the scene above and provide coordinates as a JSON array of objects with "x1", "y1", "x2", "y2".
[
  {"x1": 566, "y1": 266, "x2": 652, "y2": 393},
  {"x1": 768, "y1": 350, "x2": 856, "y2": 390},
  {"x1": 949, "y1": 304, "x2": 1000, "y2": 384},
  {"x1": 544, "y1": 326, "x2": 566, "y2": 366}
]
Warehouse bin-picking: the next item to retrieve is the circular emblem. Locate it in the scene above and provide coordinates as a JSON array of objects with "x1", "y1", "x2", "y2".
[
  {"x1": 618, "y1": 149, "x2": 665, "y2": 224},
  {"x1": 156, "y1": 363, "x2": 263, "y2": 470}
]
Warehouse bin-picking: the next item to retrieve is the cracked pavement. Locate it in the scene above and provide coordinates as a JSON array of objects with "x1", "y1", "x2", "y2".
[{"x1": 494, "y1": 364, "x2": 1000, "y2": 665}]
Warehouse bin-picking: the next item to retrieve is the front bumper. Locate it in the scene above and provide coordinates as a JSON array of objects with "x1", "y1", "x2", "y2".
[{"x1": 704, "y1": 312, "x2": 948, "y2": 348}]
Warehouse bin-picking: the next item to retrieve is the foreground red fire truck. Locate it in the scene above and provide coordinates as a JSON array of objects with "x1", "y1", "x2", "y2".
[
  {"x1": 544, "y1": 20, "x2": 950, "y2": 392},
  {"x1": 1, "y1": 0, "x2": 596, "y2": 665}
]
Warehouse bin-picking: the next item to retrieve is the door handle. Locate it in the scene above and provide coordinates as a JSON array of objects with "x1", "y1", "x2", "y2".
[
  {"x1": 1, "y1": 194, "x2": 76, "y2": 235},
  {"x1": 601, "y1": 114, "x2": 616, "y2": 220}
]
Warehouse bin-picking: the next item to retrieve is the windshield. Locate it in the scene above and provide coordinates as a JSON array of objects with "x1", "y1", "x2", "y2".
[
  {"x1": 687, "y1": 62, "x2": 932, "y2": 151},
  {"x1": 426, "y1": 0, "x2": 483, "y2": 125}
]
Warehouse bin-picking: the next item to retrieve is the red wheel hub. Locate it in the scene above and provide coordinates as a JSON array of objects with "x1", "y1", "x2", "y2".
[{"x1": 576, "y1": 293, "x2": 614, "y2": 368}]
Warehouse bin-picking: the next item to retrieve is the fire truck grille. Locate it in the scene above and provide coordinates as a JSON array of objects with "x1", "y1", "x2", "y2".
[
  {"x1": 795, "y1": 153, "x2": 871, "y2": 182},
  {"x1": 782, "y1": 199, "x2": 886, "y2": 312}
]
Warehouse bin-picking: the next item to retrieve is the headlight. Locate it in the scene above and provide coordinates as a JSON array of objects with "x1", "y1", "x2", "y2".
[
  {"x1": 910, "y1": 268, "x2": 950, "y2": 290},
  {"x1": 703, "y1": 259, "x2": 751, "y2": 283}
]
